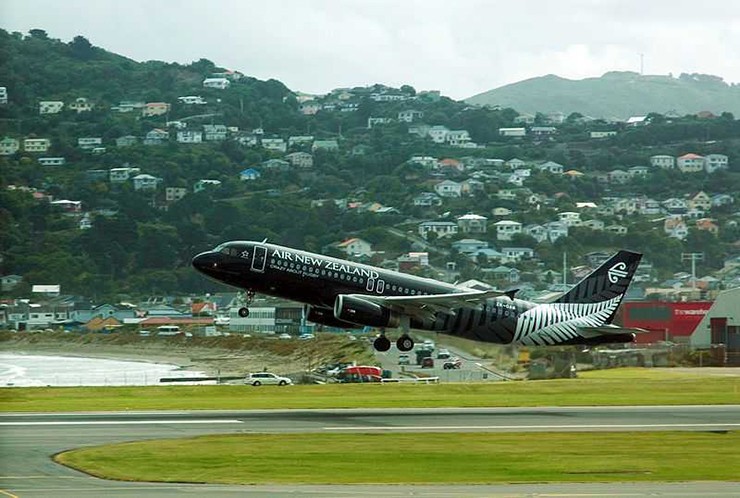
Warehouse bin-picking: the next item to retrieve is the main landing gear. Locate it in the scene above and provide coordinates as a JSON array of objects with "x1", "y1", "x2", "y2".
[
  {"x1": 372, "y1": 317, "x2": 415, "y2": 352},
  {"x1": 237, "y1": 289, "x2": 256, "y2": 318}
]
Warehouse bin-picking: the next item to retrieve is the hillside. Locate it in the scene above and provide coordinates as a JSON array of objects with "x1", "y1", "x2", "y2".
[
  {"x1": 1, "y1": 30, "x2": 739, "y2": 301},
  {"x1": 466, "y1": 72, "x2": 740, "y2": 119}
]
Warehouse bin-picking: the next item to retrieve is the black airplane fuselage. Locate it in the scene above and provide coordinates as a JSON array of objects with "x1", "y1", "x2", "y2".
[{"x1": 193, "y1": 241, "x2": 641, "y2": 347}]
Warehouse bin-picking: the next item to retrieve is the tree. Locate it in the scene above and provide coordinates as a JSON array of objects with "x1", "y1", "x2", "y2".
[{"x1": 69, "y1": 35, "x2": 94, "y2": 60}]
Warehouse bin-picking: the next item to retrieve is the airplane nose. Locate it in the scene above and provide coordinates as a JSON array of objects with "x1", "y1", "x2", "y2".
[{"x1": 192, "y1": 251, "x2": 218, "y2": 273}]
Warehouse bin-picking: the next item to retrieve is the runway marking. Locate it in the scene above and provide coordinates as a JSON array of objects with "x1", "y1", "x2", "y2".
[
  {"x1": 324, "y1": 423, "x2": 740, "y2": 431},
  {"x1": 0, "y1": 489, "x2": 19, "y2": 498},
  {"x1": 0, "y1": 419, "x2": 244, "y2": 426}
]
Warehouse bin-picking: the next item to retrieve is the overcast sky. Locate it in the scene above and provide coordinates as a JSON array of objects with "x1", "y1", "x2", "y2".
[{"x1": 2, "y1": 0, "x2": 738, "y2": 100}]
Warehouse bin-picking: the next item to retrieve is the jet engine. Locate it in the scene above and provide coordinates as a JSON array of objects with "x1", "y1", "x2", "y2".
[
  {"x1": 305, "y1": 305, "x2": 362, "y2": 329},
  {"x1": 333, "y1": 295, "x2": 400, "y2": 328}
]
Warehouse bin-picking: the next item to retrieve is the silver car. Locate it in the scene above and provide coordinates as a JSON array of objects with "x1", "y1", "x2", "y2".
[{"x1": 245, "y1": 372, "x2": 292, "y2": 386}]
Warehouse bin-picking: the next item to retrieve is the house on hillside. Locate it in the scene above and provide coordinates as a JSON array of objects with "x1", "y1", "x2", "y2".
[
  {"x1": 434, "y1": 180, "x2": 462, "y2": 198},
  {"x1": 457, "y1": 213, "x2": 488, "y2": 234},
  {"x1": 677, "y1": 153, "x2": 705, "y2": 173},
  {"x1": 494, "y1": 220, "x2": 522, "y2": 241},
  {"x1": 142, "y1": 102, "x2": 170, "y2": 117},
  {"x1": 418, "y1": 221, "x2": 458, "y2": 239},
  {"x1": 240, "y1": 168, "x2": 261, "y2": 181},
  {"x1": 336, "y1": 238, "x2": 373, "y2": 257}
]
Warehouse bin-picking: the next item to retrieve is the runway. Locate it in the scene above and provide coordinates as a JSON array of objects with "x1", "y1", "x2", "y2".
[{"x1": 1, "y1": 405, "x2": 739, "y2": 497}]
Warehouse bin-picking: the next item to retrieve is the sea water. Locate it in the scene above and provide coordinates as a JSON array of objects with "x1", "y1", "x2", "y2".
[{"x1": 0, "y1": 353, "x2": 208, "y2": 387}]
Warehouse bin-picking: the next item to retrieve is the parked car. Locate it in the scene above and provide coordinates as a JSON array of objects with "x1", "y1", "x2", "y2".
[
  {"x1": 421, "y1": 357, "x2": 434, "y2": 368},
  {"x1": 278, "y1": 333, "x2": 292, "y2": 340},
  {"x1": 398, "y1": 353, "x2": 410, "y2": 365},
  {"x1": 437, "y1": 348, "x2": 451, "y2": 359},
  {"x1": 298, "y1": 333, "x2": 315, "y2": 340},
  {"x1": 245, "y1": 372, "x2": 292, "y2": 386},
  {"x1": 443, "y1": 358, "x2": 462, "y2": 369}
]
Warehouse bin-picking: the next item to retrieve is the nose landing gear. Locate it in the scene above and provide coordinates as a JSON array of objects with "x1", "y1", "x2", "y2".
[{"x1": 237, "y1": 289, "x2": 256, "y2": 318}]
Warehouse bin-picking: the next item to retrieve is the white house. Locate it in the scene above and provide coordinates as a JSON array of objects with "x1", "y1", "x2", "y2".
[
  {"x1": 501, "y1": 247, "x2": 535, "y2": 262},
  {"x1": 39, "y1": 101, "x2": 64, "y2": 114},
  {"x1": 0, "y1": 86, "x2": 7, "y2": 105},
  {"x1": 23, "y1": 138, "x2": 51, "y2": 153},
  {"x1": 194, "y1": 179, "x2": 222, "y2": 193},
  {"x1": 494, "y1": 220, "x2": 522, "y2": 241},
  {"x1": 543, "y1": 221, "x2": 569, "y2": 242},
  {"x1": 446, "y1": 130, "x2": 471, "y2": 146},
  {"x1": 178, "y1": 95, "x2": 207, "y2": 105},
  {"x1": 68, "y1": 97, "x2": 94, "y2": 113},
  {"x1": 203, "y1": 124, "x2": 228, "y2": 141},
  {"x1": 650, "y1": 155, "x2": 675, "y2": 169},
  {"x1": 285, "y1": 152, "x2": 313, "y2": 168},
  {"x1": 177, "y1": 130, "x2": 203, "y2": 143},
  {"x1": 590, "y1": 131, "x2": 617, "y2": 139},
  {"x1": 312, "y1": 140, "x2": 338, "y2": 151},
  {"x1": 413, "y1": 192, "x2": 442, "y2": 207},
  {"x1": 78, "y1": 137, "x2": 102, "y2": 149},
  {"x1": 418, "y1": 221, "x2": 459, "y2": 239},
  {"x1": 203, "y1": 78, "x2": 230, "y2": 89},
  {"x1": 0, "y1": 137, "x2": 20, "y2": 155},
  {"x1": 428, "y1": 125, "x2": 450, "y2": 143},
  {"x1": 141, "y1": 102, "x2": 170, "y2": 117},
  {"x1": 434, "y1": 180, "x2": 462, "y2": 198},
  {"x1": 557, "y1": 211, "x2": 581, "y2": 226},
  {"x1": 109, "y1": 167, "x2": 140, "y2": 183},
  {"x1": 165, "y1": 187, "x2": 188, "y2": 202},
  {"x1": 132, "y1": 174, "x2": 159, "y2": 191},
  {"x1": 705, "y1": 154, "x2": 728, "y2": 173},
  {"x1": 38, "y1": 157, "x2": 66, "y2": 166},
  {"x1": 262, "y1": 138, "x2": 288, "y2": 152},
  {"x1": 499, "y1": 128, "x2": 526, "y2": 137},
  {"x1": 144, "y1": 129, "x2": 169, "y2": 145},
  {"x1": 457, "y1": 213, "x2": 488, "y2": 234},
  {"x1": 398, "y1": 110, "x2": 423, "y2": 122},
  {"x1": 537, "y1": 161, "x2": 564, "y2": 174},
  {"x1": 336, "y1": 238, "x2": 373, "y2": 257}
]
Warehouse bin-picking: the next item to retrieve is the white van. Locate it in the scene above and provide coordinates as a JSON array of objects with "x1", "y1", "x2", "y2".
[{"x1": 156, "y1": 325, "x2": 180, "y2": 336}]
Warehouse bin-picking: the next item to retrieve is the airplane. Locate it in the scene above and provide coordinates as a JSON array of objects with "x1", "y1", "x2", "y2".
[{"x1": 192, "y1": 241, "x2": 645, "y2": 352}]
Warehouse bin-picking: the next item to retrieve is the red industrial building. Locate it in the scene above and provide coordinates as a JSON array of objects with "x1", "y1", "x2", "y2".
[{"x1": 617, "y1": 302, "x2": 713, "y2": 344}]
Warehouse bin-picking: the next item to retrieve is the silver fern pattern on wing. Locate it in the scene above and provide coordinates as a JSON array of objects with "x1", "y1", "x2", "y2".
[{"x1": 513, "y1": 295, "x2": 623, "y2": 346}]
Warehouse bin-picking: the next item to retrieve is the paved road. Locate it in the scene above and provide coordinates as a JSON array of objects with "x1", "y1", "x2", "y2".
[{"x1": 1, "y1": 406, "x2": 738, "y2": 497}]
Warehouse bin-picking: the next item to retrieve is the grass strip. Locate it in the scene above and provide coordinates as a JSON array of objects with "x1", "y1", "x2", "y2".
[
  {"x1": 55, "y1": 431, "x2": 740, "y2": 484},
  {"x1": 2, "y1": 368, "x2": 739, "y2": 412}
]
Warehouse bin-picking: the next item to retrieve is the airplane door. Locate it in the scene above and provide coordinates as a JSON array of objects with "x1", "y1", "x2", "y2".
[{"x1": 251, "y1": 245, "x2": 267, "y2": 273}]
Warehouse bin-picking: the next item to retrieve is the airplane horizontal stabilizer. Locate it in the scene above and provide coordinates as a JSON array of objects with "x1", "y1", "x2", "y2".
[{"x1": 577, "y1": 324, "x2": 649, "y2": 338}]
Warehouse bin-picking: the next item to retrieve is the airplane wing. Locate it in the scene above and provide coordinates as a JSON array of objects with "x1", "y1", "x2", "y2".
[
  {"x1": 576, "y1": 324, "x2": 650, "y2": 338},
  {"x1": 348, "y1": 288, "x2": 517, "y2": 322}
]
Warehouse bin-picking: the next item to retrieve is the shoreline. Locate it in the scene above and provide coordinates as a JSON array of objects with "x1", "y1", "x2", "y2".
[{"x1": 0, "y1": 336, "x2": 315, "y2": 377}]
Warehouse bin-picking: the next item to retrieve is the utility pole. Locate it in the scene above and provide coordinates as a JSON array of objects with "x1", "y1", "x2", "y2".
[
  {"x1": 681, "y1": 252, "x2": 704, "y2": 289},
  {"x1": 563, "y1": 252, "x2": 567, "y2": 288}
]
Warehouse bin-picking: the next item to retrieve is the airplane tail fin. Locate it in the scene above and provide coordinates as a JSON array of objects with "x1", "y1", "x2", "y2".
[{"x1": 555, "y1": 250, "x2": 642, "y2": 323}]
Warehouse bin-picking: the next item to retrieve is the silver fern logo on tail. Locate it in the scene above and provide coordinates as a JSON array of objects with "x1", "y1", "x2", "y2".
[{"x1": 607, "y1": 262, "x2": 628, "y2": 283}]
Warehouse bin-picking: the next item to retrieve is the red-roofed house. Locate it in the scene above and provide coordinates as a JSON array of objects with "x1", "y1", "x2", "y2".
[
  {"x1": 437, "y1": 158, "x2": 464, "y2": 172},
  {"x1": 192, "y1": 302, "x2": 217, "y2": 316},
  {"x1": 677, "y1": 153, "x2": 705, "y2": 173},
  {"x1": 695, "y1": 218, "x2": 719, "y2": 235},
  {"x1": 336, "y1": 238, "x2": 373, "y2": 257}
]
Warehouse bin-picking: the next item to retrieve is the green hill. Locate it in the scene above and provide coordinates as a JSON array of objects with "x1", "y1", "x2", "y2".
[{"x1": 466, "y1": 72, "x2": 740, "y2": 119}]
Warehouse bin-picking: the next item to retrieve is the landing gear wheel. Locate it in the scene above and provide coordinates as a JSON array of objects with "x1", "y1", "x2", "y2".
[
  {"x1": 238, "y1": 307, "x2": 250, "y2": 318},
  {"x1": 396, "y1": 335, "x2": 414, "y2": 352},
  {"x1": 373, "y1": 336, "x2": 391, "y2": 352}
]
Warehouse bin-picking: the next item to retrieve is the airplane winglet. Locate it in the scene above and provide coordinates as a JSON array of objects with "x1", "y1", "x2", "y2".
[{"x1": 505, "y1": 289, "x2": 518, "y2": 301}]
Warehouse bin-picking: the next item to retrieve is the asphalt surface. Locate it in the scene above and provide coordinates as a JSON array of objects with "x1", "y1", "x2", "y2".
[{"x1": 1, "y1": 406, "x2": 739, "y2": 497}]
